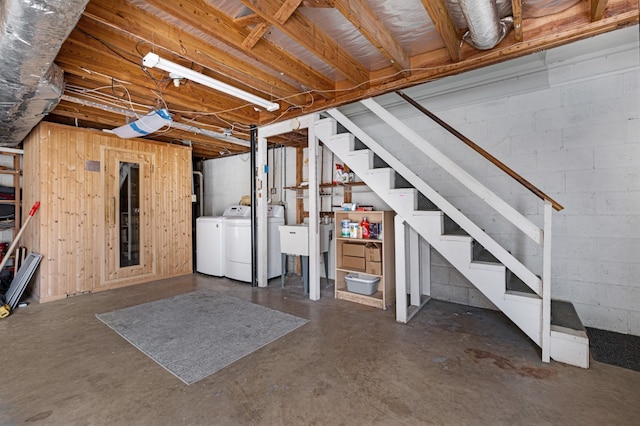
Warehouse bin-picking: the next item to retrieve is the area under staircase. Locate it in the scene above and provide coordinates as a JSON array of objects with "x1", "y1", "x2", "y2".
[{"x1": 314, "y1": 95, "x2": 589, "y2": 368}]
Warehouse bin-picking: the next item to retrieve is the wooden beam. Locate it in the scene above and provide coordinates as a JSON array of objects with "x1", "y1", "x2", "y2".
[
  {"x1": 591, "y1": 0, "x2": 609, "y2": 21},
  {"x1": 301, "y1": 0, "x2": 332, "y2": 7},
  {"x1": 58, "y1": 26, "x2": 258, "y2": 123},
  {"x1": 512, "y1": 0, "x2": 523, "y2": 41},
  {"x1": 242, "y1": 21, "x2": 271, "y2": 49},
  {"x1": 142, "y1": 0, "x2": 336, "y2": 96},
  {"x1": 420, "y1": 0, "x2": 462, "y2": 63},
  {"x1": 329, "y1": 0, "x2": 411, "y2": 75},
  {"x1": 261, "y1": 7, "x2": 639, "y2": 124},
  {"x1": 239, "y1": 0, "x2": 370, "y2": 85},
  {"x1": 275, "y1": 0, "x2": 304, "y2": 24},
  {"x1": 234, "y1": 13, "x2": 264, "y2": 27},
  {"x1": 83, "y1": 0, "x2": 309, "y2": 106}
]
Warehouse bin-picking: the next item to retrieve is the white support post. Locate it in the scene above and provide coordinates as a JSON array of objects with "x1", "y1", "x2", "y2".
[
  {"x1": 409, "y1": 226, "x2": 420, "y2": 306},
  {"x1": 541, "y1": 201, "x2": 553, "y2": 362},
  {"x1": 395, "y1": 215, "x2": 408, "y2": 323},
  {"x1": 308, "y1": 116, "x2": 320, "y2": 301},
  {"x1": 257, "y1": 135, "x2": 268, "y2": 287},
  {"x1": 422, "y1": 238, "x2": 431, "y2": 297}
]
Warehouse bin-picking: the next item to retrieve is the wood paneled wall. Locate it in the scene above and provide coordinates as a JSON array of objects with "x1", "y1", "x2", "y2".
[{"x1": 22, "y1": 122, "x2": 193, "y2": 302}]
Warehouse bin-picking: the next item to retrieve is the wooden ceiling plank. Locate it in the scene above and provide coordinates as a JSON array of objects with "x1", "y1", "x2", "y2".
[
  {"x1": 420, "y1": 0, "x2": 462, "y2": 63},
  {"x1": 591, "y1": 0, "x2": 609, "y2": 21},
  {"x1": 239, "y1": 0, "x2": 370, "y2": 85},
  {"x1": 512, "y1": 0, "x2": 523, "y2": 41},
  {"x1": 141, "y1": 0, "x2": 336, "y2": 95},
  {"x1": 84, "y1": 0, "x2": 308, "y2": 106},
  {"x1": 328, "y1": 0, "x2": 411, "y2": 75}
]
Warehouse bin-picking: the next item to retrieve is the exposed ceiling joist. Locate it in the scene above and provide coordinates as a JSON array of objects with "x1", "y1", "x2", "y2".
[
  {"x1": 239, "y1": 0, "x2": 370, "y2": 86},
  {"x1": 329, "y1": 0, "x2": 412, "y2": 75},
  {"x1": 0, "y1": 0, "x2": 636, "y2": 158},
  {"x1": 591, "y1": 0, "x2": 609, "y2": 21},
  {"x1": 421, "y1": 0, "x2": 463, "y2": 63},
  {"x1": 143, "y1": 0, "x2": 336, "y2": 97}
]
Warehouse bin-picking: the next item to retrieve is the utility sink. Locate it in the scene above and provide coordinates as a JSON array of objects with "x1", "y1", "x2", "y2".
[{"x1": 278, "y1": 223, "x2": 332, "y2": 256}]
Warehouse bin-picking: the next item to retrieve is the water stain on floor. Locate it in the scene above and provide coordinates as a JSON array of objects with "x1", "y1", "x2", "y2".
[{"x1": 465, "y1": 348, "x2": 557, "y2": 379}]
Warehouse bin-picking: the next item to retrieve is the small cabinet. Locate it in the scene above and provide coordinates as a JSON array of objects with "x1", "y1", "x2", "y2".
[{"x1": 334, "y1": 210, "x2": 395, "y2": 310}]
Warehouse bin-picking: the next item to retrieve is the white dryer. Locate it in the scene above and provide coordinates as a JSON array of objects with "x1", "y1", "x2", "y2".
[{"x1": 225, "y1": 204, "x2": 284, "y2": 282}]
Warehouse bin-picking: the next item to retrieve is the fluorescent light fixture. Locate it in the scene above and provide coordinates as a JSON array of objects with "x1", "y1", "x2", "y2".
[{"x1": 143, "y1": 53, "x2": 280, "y2": 112}]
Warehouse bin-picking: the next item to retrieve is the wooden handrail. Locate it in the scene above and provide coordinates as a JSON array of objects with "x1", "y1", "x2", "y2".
[{"x1": 396, "y1": 91, "x2": 563, "y2": 211}]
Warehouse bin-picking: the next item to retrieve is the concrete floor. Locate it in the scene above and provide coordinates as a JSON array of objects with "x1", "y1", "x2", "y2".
[{"x1": 1, "y1": 273, "x2": 639, "y2": 425}]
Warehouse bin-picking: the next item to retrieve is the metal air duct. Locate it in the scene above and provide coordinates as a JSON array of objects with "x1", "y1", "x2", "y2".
[
  {"x1": 445, "y1": 0, "x2": 514, "y2": 50},
  {"x1": 0, "y1": 0, "x2": 89, "y2": 147}
]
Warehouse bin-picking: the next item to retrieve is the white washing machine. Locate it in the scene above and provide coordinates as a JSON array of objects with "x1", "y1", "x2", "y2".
[
  {"x1": 225, "y1": 205, "x2": 284, "y2": 282},
  {"x1": 195, "y1": 206, "x2": 251, "y2": 277},
  {"x1": 195, "y1": 216, "x2": 226, "y2": 276}
]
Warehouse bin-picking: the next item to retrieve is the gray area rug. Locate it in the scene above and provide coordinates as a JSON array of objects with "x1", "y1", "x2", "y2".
[{"x1": 96, "y1": 289, "x2": 308, "y2": 384}]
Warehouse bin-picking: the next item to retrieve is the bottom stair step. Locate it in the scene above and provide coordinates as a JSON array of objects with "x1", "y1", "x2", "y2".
[{"x1": 549, "y1": 299, "x2": 589, "y2": 368}]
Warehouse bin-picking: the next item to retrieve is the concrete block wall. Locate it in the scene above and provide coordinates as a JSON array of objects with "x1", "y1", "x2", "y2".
[
  {"x1": 202, "y1": 153, "x2": 251, "y2": 216},
  {"x1": 342, "y1": 26, "x2": 640, "y2": 335}
]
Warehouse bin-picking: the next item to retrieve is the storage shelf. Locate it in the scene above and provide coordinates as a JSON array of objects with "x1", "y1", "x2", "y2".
[
  {"x1": 285, "y1": 182, "x2": 367, "y2": 191},
  {"x1": 335, "y1": 237, "x2": 382, "y2": 243},
  {"x1": 0, "y1": 150, "x2": 22, "y2": 278},
  {"x1": 334, "y1": 210, "x2": 395, "y2": 310},
  {"x1": 335, "y1": 288, "x2": 385, "y2": 309},
  {"x1": 336, "y1": 267, "x2": 382, "y2": 278}
]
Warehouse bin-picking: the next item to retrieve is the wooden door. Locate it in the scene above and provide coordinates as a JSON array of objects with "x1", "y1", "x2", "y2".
[{"x1": 102, "y1": 147, "x2": 155, "y2": 285}]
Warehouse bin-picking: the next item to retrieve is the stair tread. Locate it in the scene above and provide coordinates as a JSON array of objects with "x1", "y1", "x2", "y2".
[
  {"x1": 444, "y1": 228, "x2": 469, "y2": 236},
  {"x1": 551, "y1": 299, "x2": 586, "y2": 332}
]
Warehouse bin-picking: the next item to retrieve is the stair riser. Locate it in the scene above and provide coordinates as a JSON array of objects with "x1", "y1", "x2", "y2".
[
  {"x1": 365, "y1": 169, "x2": 394, "y2": 191},
  {"x1": 346, "y1": 150, "x2": 374, "y2": 172},
  {"x1": 550, "y1": 330, "x2": 590, "y2": 368},
  {"x1": 314, "y1": 119, "x2": 337, "y2": 141},
  {"x1": 386, "y1": 190, "x2": 418, "y2": 211}
]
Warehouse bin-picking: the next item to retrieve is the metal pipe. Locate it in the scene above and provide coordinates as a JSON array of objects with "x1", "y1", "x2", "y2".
[
  {"x1": 61, "y1": 95, "x2": 250, "y2": 147},
  {"x1": 459, "y1": 0, "x2": 512, "y2": 50},
  {"x1": 250, "y1": 125, "x2": 257, "y2": 287},
  {"x1": 192, "y1": 171, "x2": 204, "y2": 217}
]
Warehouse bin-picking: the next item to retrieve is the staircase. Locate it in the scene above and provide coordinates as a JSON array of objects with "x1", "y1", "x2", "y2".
[{"x1": 314, "y1": 107, "x2": 589, "y2": 368}]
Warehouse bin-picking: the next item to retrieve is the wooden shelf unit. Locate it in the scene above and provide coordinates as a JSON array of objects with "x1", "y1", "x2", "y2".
[
  {"x1": 0, "y1": 148, "x2": 22, "y2": 275},
  {"x1": 284, "y1": 181, "x2": 367, "y2": 217},
  {"x1": 334, "y1": 210, "x2": 395, "y2": 310}
]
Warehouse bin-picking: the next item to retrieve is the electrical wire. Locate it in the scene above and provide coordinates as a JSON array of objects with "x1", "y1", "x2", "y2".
[{"x1": 71, "y1": 27, "x2": 500, "y2": 141}]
